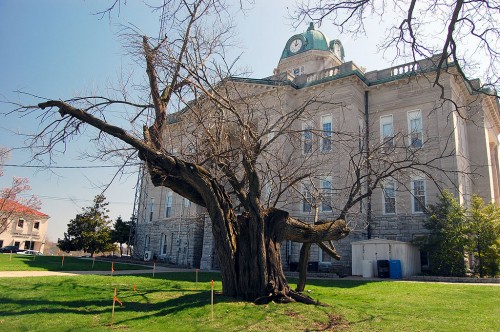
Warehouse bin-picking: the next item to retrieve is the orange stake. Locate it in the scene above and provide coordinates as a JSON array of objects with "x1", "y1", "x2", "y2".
[{"x1": 111, "y1": 287, "x2": 123, "y2": 327}]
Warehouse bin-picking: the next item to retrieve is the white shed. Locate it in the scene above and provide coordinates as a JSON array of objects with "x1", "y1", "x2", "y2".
[{"x1": 351, "y1": 238, "x2": 421, "y2": 278}]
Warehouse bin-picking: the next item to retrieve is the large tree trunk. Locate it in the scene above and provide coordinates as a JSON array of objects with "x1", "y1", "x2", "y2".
[
  {"x1": 210, "y1": 206, "x2": 348, "y2": 303},
  {"x1": 207, "y1": 204, "x2": 290, "y2": 301}
]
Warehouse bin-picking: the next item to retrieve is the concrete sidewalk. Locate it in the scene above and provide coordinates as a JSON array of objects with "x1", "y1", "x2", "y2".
[{"x1": 0, "y1": 266, "x2": 192, "y2": 278}]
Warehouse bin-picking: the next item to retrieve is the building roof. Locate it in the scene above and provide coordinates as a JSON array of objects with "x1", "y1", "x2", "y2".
[{"x1": 0, "y1": 199, "x2": 48, "y2": 218}]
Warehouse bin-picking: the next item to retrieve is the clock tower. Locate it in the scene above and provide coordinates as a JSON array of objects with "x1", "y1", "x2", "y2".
[{"x1": 275, "y1": 23, "x2": 345, "y2": 77}]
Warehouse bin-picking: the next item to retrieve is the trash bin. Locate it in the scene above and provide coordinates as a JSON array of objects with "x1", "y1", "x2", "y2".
[
  {"x1": 377, "y1": 260, "x2": 390, "y2": 278},
  {"x1": 307, "y1": 261, "x2": 319, "y2": 272},
  {"x1": 362, "y1": 260, "x2": 374, "y2": 278},
  {"x1": 389, "y1": 260, "x2": 402, "y2": 279}
]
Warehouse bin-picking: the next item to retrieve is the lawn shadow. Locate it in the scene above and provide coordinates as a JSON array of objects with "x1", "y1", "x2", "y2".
[{"x1": 114, "y1": 290, "x2": 237, "y2": 326}]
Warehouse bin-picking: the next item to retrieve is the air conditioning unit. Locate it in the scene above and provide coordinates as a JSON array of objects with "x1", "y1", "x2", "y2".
[{"x1": 144, "y1": 251, "x2": 152, "y2": 261}]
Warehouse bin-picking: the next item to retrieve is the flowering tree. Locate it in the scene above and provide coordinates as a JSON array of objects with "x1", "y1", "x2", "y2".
[{"x1": 0, "y1": 147, "x2": 41, "y2": 235}]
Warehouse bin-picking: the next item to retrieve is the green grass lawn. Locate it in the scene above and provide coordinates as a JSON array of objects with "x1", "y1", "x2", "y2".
[
  {"x1": 0, "y1": 272, "x2": 498, "y2": 331},
  {"x1": 0, "y1": 254, "x2": 149, "y2": 271}
]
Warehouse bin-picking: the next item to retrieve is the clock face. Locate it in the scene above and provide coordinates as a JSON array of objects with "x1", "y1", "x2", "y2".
[{"x1": 289, "y1": 38, "x2": 303, "y2": 53}]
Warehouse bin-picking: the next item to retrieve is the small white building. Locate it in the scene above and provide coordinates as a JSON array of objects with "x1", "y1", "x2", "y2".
[
  {"x1": 0, "y1": 199, "x2": 50, "y2": 252},
  {"x1": 351, "y1": 238, "x2": 421, "y2": 278}
]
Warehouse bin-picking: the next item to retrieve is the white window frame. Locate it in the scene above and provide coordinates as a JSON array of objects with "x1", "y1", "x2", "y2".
[
  {"x1": 407, "y1": 110, "x2": 423, "y2": 148},
  {"x1": 380, "y1": 115, "x2": 394, "y2": 148},
  {"x1": 382, "y1": 179, "x2": 396, "y2": 214},
  {"x1": 302, "y1": 184, "x2": 312, "y2": 213},
  {"x1": 149, "y1": 198, "x2": 154, "y2": 222},
  {"x1": 264, "y1": 182, "x2": 272, "y2": 203},
  {"x1": 412, "y1": 178, "x2": 426, "y2": 213},
  {"x1": 321, "y1": 177, "x2": 333, "y2": 212},
  {"x1": 302, "y1": 121, "x2": 313, "y2": 154},
  {"x1": 321, "y1": 115, "x2": 333, "y2": 152},
  {"x1": 267, "y1": 130, "x2": 275, "y2": 142},
  {"x1": 165, "y1": 191, "x2": 173, "y2": 218},
  {"x1": 160, "y1": 233, "x2": 168, "y2": 255}
]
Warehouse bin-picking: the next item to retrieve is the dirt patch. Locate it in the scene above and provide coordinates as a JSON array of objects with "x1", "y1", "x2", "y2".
[{"x1": 307, "y1": 313, "x2": 349, "y2": 331}]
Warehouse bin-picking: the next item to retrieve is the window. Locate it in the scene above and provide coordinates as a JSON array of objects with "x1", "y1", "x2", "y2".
[
  {"x1": 293, "y1": 68, "x2": 300, "y2": 75},
  {"x1": 408, "y1": 110, "x2": 423, "y2": 148},
  {"x1": 183, "y1": 197, "x2": 191, "y2": 208},
  {"x1": 302, "y1": 185, "x2": 312, "y2": 213},
  {"x1": 412, "y1": 179, "x2": 426, "y2": 213},
  {"x1": 380, "y1": 115, "x2": 394, "y2": 149},
  {"x1": 165, "y1": 192, "x2": 173, "y2": 218},
  {"x1": 144, "y1": 235, "x2": 150, "y2": 251},
  {"x1": 303, "y1": 122, "x2": 313, "y2": 154},
  {"x1": 264, "y1": 183, "x2": 272, "y2": 203},
  {"x1": 160, "y1": 233, "x2": 168, "y2": 255},
  {"x1": 33, "y1": 222, "x2": 40, "y2": 230},
  {"x1": 382, "y1": 180, "x2": 396, "y2": 214},
  {"x1": 321, "y1": 115, "x2": 332, "y2": 152},
  {"x1": 149, "y1": 198, "x2": 154, "y2": 222},
  {"x1": 321, "y1": 178, "x2": 332, "y2": 212},
  {"x1": 17, "y1": 219, "x2": 24, "y2": 229},
  {"x1": 267, "y1": 130, "x2": 275, "y2": 142}
]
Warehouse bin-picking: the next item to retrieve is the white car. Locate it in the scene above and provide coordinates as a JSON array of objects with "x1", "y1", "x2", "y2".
[{"x1": 16, "y1": 250, "x2": 43, "y2": 256}]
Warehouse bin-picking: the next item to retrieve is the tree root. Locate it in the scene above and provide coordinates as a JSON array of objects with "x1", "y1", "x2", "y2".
[{"x1": 254, "y1": 290, "x2": 325, "y2": 305}]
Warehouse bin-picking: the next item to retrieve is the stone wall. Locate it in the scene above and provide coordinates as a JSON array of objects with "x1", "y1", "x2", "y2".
[{"x1": 134, "y1": 216, "x2": 204, "y2": 268}]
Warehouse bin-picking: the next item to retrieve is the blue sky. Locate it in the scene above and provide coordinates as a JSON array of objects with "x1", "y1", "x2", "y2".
[{"x1": 0, "y1": 0, "x2": 390, "y2": 241}]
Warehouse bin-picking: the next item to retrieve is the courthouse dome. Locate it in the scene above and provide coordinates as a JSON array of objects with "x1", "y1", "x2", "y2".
[{"x1": 280, "y1": 23, "x2": 345, "y2": 62}]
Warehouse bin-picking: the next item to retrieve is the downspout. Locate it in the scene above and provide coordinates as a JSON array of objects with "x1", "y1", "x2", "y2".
[{"x1": 365, "y1": 90, "x2": 372, "y2": 239}]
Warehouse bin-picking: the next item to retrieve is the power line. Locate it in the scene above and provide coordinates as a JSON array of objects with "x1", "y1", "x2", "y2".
[
  {"x1": 1, "y1": 164, "x2": 140, "y2": 169},
  {"x1": 19, "y1": 193, "x2": 133, "y2": 205}
]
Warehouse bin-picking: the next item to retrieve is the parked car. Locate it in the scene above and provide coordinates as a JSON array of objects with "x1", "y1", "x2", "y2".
[
  {"x1": 16, "y1": 250, "x2": 43, "y2": 256},
  {"x1": 0, "y1": 245, "x2": 20, "y2": 253}
]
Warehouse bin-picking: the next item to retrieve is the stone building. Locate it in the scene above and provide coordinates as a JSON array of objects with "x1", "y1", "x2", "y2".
[{"x1": 134, "y1": 25, "x2": 500, "y2": 274}]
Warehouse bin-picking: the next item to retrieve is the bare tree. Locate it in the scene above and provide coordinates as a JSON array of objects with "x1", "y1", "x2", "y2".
[
  {"x1": 9, "y1": 0, "x2": 346, "y2": 303},
  {"x1": 10, "y1": 0, "x2": 480, "y2": 304}
]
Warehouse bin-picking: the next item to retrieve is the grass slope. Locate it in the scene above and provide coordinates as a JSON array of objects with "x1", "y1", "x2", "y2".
[
  {"x1": 0, "y1": 272, "x2": 498, "y2": 331},
  {"x1": 0, "y1": 254, "x2": 149, "y2": 271}
]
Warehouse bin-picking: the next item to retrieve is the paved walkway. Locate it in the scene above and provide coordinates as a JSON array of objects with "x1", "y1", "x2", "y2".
[{"x1": 0, "y1": 265, "x2": 192, "y2": 278}]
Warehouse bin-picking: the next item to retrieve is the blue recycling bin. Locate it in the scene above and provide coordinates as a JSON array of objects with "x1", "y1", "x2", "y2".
[{"x1": 389, "y1": 260, "x2": 402, "y2": 279}]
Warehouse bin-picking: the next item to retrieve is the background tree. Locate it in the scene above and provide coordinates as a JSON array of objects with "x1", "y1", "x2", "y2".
[
  {"x1": 111, "y1": 216, "x2": 132, "y2": 256},
  {"x1": 467, "y1": 195, "x2": 500, "y2": 277},
  {"x1": 294, "y1": 0, "x2": 499, "y2": 100},
  {"x1": 418, "y1": 190, "x2": 468, "y2": 277},
  {"x1": 0, "y1": 146, "x2": 41, "y2": 235},
  {"x1": 58, "y1": 195, "x2": 114, "y2": 257}
]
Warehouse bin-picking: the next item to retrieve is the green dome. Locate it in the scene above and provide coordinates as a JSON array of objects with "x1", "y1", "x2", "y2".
[{"x1": 280, "y1": 23, "x2": 344, "y2": 61}]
